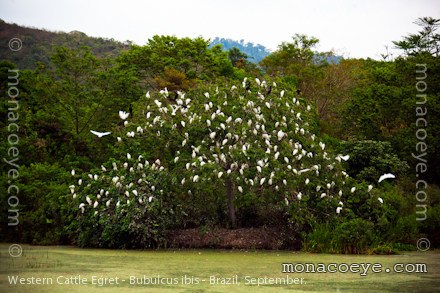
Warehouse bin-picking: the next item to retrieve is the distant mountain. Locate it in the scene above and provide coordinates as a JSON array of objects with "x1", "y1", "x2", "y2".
[
  {"x1": 210, "y1": 37, "x2": 271, "y2": 64},
  {"x1": 0, "y1": 19, "x2": 129, "y2": 69}
]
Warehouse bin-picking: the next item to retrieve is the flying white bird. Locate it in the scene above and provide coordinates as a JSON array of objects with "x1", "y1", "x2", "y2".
[
  {"x1": 90, "y1": 130, "x2": 111, "y2": 137},
  {"x1": 378, "y1": 173, "x2": 396, "y2": 183}
]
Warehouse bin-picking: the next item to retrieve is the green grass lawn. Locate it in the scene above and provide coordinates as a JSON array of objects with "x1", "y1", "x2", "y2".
[{"x1": 0, "y1": 244, "x2": 439, "y2": 292}]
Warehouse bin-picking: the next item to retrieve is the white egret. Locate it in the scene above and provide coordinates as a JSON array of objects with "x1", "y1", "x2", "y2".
[
  {"x1": 378, "y1": 173, "x2": 396, "y2": 183},
  {"x1": 90, "y1": 130, "x2": 111, "y2": 137},
  {"x1": 119, "y1": 111, "x2": 129, "y2": 120}
]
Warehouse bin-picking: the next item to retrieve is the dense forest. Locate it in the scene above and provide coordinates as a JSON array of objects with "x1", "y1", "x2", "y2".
[{"x1": 1, "y1": 17, "x2": 439, "y2": 253}]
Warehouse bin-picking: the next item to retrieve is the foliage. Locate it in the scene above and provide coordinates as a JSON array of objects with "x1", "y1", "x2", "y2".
[
  {"x1": 0, "y1": 163, "x2": 72, "y2": 244},
  {"x1": 70, "y1": 161, "x2": 177, "y2": 248},
  {"x1": 337, "y1": 140, "x2": 409, "y2": 183},
  {"x1": 117, "y1": 35, "x2": 236, "y2": 90},
  {"x1": 393, "y1": 17, "x2": 440, "y2": 57}
]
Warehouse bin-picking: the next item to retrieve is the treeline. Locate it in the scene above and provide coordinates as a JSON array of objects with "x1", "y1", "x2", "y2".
[{"x1": 0, "y1": 18, "x2": 439, "y2": 252}]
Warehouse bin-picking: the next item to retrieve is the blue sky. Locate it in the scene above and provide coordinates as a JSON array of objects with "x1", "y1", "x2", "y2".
[{"x1": 1, "y1": 0, "x2": 439, "y2": 59}]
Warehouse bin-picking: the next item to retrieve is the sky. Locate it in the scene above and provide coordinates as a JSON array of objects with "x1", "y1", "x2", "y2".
[{"x1": 1, "y1": 0, "x2": 439, "y2": 59}]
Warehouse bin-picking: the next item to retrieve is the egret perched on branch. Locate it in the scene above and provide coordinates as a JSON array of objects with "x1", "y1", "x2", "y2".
[
  {"x1": 119, "y1": 111, "x2": 129, "y2": 120},
  {"x1": 90, "y1": 130, "x2": 111, "y2": 138}
]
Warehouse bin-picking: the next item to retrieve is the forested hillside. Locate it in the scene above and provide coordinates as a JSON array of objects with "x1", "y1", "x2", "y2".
[{"x1": 0, "y1": 19, "x2": 129, "y2": 69}]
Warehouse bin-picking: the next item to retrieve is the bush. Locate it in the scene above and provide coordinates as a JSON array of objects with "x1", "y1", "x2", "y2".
[{"x1": 333, "y1": 218, "x2": 374, "y2": 254}]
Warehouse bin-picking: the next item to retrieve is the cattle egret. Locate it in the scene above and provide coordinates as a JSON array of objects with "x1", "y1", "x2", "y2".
[
  {"x1": 378, "y1": 173, "x2": 396, "y2": 183},
  {"x1": 368, "y1": 185, "x2": 373, "y2": 192},
  {"x1": 297, "y1": 192, "x2": 302, "y2": 200},
  {"x1": 71, "y1": 169, "x2": 75, "y2": 176},
  {"x1": 351, "y1": 187, "x2": 356, "y2": 193},
  {"x1": 119, "y1": 111, "x2": 129, "y2": 120},
  {"x1": 336, "y1": 207, "x2": 342, "y2": 214},
  {"x1": 238, "y1": 186, "x2": 243, "y2": 193},
  {"x1": 378, "y1": 197, "x2": 384, "y2": 204},
  {"x1": 341, "y1": 155, "x2": 350, "y2": 161},
  {"x1": 90, "y1": 130, "x2": 111, "y2": 137},
  {"x1": 260, "y1": 178, "x2": 266, "y2": 185},
  {"x1": 277, "y1": 130, "x2": 285, "y2": 141}
]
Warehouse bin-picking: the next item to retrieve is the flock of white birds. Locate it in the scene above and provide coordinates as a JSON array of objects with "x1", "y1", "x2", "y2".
[{"x1": 72, "y1": 78, "x2": 395, "y2": 216}]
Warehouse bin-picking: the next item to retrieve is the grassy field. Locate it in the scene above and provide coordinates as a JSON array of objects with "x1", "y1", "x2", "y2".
[{"x1": 0, "y1": 244, "x2": 439, "y2": 292}]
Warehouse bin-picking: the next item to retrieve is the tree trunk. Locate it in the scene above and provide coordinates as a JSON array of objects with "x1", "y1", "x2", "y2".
[{"x1": 226, "y1": 177, "x2": 237, "y2": 228}]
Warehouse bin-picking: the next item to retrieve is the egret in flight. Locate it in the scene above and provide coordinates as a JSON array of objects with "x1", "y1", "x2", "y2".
[
  {"x1": 378, "y1": 173, "x2": 395, "y2": 183},
  {"x1": 90, "y1": 130, "x2": 111, "y2": 137}
]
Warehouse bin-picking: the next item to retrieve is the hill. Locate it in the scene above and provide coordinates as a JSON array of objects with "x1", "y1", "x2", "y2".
[
  {"x1": 0, "y1": 19, "x2": 129, "y2": 69},
  {"x1": 210, "y1": 37, "x2": 271, "y2": 63}
]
